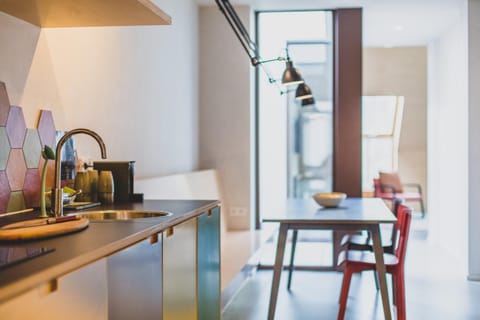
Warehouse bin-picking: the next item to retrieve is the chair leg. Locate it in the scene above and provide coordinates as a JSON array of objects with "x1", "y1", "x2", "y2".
[
  {"x1": 287, "y1": 229, "x2": 298, "y2": 290},
  {"x1": 338, "y1": 267, "x2": 353, "y2": 320},
  {"x1": 373, "y1": 271, "x2": 379, "y2": 290},
  {"x1": 419, "y1": 198, "x2": 426, "y2": 218},
  {"x1": 395, "y1": 270, "x2": 406, "y2": 320},
  {"x1": 391, "y1": 274, "x2": 396, "y2": 306}
]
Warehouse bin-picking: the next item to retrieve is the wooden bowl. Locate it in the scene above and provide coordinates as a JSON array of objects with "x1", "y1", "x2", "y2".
[{"x1": 313, "y1": 192, "x2": 347, "y2": 208}]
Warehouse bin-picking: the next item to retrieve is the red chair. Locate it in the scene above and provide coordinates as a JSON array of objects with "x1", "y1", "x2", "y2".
[
  {"x1": 337, "y1": 204, "x2": 412, "y2": 320},
  {"x1": 374, "y1": 172, "x2": 425, "y2": 217},
  {"x1": 345, "y1": 198, "x2": 403, "y2": 255}
]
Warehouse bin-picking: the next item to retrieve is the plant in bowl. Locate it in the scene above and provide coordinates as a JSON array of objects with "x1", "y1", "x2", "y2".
[{"x1": 313, "y1": 192, "x2": 347, "y2": 208}]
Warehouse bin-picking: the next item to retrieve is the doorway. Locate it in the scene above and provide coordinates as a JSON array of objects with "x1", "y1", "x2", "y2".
[{"x1": 256, "y1": 10, "x2": 334, "y2": 224}]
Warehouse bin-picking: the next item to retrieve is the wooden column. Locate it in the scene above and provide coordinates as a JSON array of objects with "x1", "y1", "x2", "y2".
[{"x1": 333, "y1": 8, "x2": 363, "y2": 197}]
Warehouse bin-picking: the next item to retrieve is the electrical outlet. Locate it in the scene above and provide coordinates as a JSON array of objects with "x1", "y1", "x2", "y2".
[{"x1": 230, "y1": 206, "x2": 248, "y2": 216}]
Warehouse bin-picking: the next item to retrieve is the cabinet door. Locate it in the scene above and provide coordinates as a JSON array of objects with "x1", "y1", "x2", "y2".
[
  {"x1": 197, "y1": 207, "x2": 221, "y2": 320},
  {"x1": 0, "y1": 259, "x2": 107, "y2": 319},
  {"x1": 107, "y1": 235, "x2": 163, "y2": 320},
  {"x1": 163, "y1": 218, "x2": 197, "y2": 320}
]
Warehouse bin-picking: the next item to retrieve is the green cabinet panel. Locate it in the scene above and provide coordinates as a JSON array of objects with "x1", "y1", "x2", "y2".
[
  {"x1": 197, "y1": 207, "x2": 221, "y2": 320},
  {"x1": 107, "y1": 236, "x2": 163, "y2": 320},
  {"x1": 163, "y1": 218, "x2": 197, "y2": 320}
]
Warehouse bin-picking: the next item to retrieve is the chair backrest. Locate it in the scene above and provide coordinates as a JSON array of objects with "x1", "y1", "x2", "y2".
[
  {"x1": 373, "y1": 178, "x2": 382, "y2": 197},
  {"x1": 388, "y1": 198, "x2": 404, "y2": 244},
  {"x1": 394, "y1": 204, "x2": 412, "y2": 266}
]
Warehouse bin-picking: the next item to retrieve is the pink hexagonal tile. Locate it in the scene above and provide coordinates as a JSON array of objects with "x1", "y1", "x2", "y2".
[
  {"x1": 6, "y1": 106, "x2": 26, "y2": 148},
  {"x1": 0, "y1": 81, "x2": 10, "y2": 126},
  {"x1": 38, "y1": 157, "x2": 56, "y2": 190},
  {"x1": 23, "y1": 129, "x2": 42, "y2": 169},
  {"x1": 6, "y1": 149, "x2": 27, "y2": 191},
  {"x1": 37, "y1": 110, "x2": 56, "y2": 149},
  {"x1": 24, "y1": 168, "x2": 41, "y2": 208},
  {"x1": 0, "y1": 171, "x2": 10, "y2": 213}
]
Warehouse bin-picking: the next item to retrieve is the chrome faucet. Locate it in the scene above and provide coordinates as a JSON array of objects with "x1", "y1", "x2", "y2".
[{"x1": 52, "y1": 128, "x2": 107, "y2": 217}]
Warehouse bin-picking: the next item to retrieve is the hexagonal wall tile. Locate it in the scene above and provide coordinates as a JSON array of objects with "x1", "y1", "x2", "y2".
[
  {"x1": 7, "y1": 191, "x2": 25, "y2": 212},
  {"x1": 6, "y1": 106, "x2": 26, "y2": 148},
  {"x1": 37, "y1": 110, "x2": 56, "y2": 149},
  {"x1": 24, "y1": 168, "x2": 41, "y2": 208},
  {"x1": 6, "y1": 149, "x2": 27, "y2": 191},
  {"x1": 0, "y1": 171, "x2": 10, "y2": 213},
  {"x1": 0, "y1": 81, "x2": 10, "y2": 126},
  {"x1": 38, "y1": 157, "x2": 55, "y2": 190},
  {"x1": 0, "y1": 127, "x2": 10, "y2": 170},
  {"x1": 23, "y1": 129, "x2": 42, "y2": 169}
]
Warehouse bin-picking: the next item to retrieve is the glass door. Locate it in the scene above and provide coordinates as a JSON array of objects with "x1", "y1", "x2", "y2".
[{"x1": 257, "y1": 11, "x2": 334, "y2": 221}]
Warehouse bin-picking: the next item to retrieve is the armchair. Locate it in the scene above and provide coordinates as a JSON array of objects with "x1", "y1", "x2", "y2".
[{"x1": 374, "y1": 172, "x2": 425, "y2": 217}]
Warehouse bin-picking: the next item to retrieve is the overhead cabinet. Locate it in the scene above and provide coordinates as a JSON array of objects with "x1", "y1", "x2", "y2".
[{"x1": 0, "y1": 0, "x2": 171, "y2": 27}]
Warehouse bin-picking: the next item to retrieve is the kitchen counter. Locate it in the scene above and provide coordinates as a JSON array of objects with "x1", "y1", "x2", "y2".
[{"x1": 0, "y1": 199, "x2": 220, "y2": 305}]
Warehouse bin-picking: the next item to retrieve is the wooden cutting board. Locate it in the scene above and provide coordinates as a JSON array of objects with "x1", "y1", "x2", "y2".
[{"x1": 0, "y1": 218, "x2": 89, "y2": 241}]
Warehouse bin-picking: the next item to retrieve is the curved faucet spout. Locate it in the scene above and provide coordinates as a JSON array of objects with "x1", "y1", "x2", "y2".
[{"x1": 53, "y1": 128, "x2": 107, "y2": 217}]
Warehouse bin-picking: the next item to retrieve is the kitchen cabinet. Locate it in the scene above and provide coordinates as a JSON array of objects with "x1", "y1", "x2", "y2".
[
  {"x1": 0, "y1": 201, "x2": 221, "y2": 320},
  {"x1": 107, "y1": 235, "x2": 163, "y2": 320},
  {"x1": 0, "y1": 258, "x2": 108, "y2": 319},
  {"x1": 163, "y1": 218, "x2": 198, "y2": 320},
  {"x1": 0, "y1": 0, "x2": 171, "y2": 28},
  {"x1": 197, "y1": 207, "x2": 221, "y2": 320}
]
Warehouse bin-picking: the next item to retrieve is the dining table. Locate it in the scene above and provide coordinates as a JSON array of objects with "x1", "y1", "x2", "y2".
[{"x1": 262, "y1": 197, "x2": 397, "y2": 320}]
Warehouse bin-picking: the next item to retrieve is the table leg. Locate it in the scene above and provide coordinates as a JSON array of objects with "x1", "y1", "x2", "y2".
[
  {"x1": 287, "y1": 229, "x2": 298, "y2": 290},
  {"x1": 370, "y1": 225, "x2": 392, "y2": 320},
  {"x1": 268, "y1": 223, "x2": 289, "y2": 320}
]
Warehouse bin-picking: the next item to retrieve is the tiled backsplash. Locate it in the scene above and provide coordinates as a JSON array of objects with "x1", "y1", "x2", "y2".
[{"x1": 0, "y1": 81, "x2": 57, "y2": 213}]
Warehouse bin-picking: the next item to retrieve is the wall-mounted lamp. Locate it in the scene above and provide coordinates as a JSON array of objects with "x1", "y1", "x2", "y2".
[
  {"x1": 301, "y1": 97, "x2": 316, "y2": 107},
  {"x1": 281, "y1": 49, "x2": 304, "y2": 86},
  {"x1": 295, "y1": 83, "x2": 313, "y2": 100},
  {"x1": 215, "y1": 0, "x2": 308, "y2": 89}
]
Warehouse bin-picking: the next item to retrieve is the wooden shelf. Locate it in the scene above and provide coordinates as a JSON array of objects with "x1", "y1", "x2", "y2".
[{"x1": 0, "y1": 0, "x2": 171, "y2": 28}]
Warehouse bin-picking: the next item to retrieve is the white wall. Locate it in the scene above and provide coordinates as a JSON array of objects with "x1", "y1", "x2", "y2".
[
  {"x1": 467, "y1": 0, "x2": 480, "y2": 281},
  {"x1": 0, "y1": 0, "x2": 199, "y2": 178},
  {"x1": 428, "y1": 1, "x2": 468, "y2": 271},
  {"x1": 199, "y1": 6, "x2": 252, "y2": 230},
  {"x1": 363, "y1": 47, "x2": 427, "y2": 211}
]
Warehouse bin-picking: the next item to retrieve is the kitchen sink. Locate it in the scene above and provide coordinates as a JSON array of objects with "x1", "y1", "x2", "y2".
[{"x1": 70, "y1": 210, "x2": 172, "y2": 221}]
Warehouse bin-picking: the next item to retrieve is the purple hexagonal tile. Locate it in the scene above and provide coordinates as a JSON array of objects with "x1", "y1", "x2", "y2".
[
  {"x1": 37, "y1": 110, "x2": 56, "y2": 149},
  {"x1": 6, "y1": 106, "x2": 27, "y2": 148},
  {"x1": 6, "y1": 149, "x2": 27, "y2": 191},
  {"x1": 24, "y1": 168, "x2": 41, "y2": 208},
  {"x1": 0, "y1": 81, "x2": 10, "y2": 126},
  {"x1": 0, "y1": 171, "x2": 10, "y2": 213}
]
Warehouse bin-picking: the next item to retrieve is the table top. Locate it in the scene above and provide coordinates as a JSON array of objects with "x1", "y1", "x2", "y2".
[{"x1": 262, "y1": 197, "x2": 396, "y2": 225}]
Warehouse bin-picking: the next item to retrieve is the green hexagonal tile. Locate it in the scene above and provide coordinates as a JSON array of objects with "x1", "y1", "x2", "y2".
[
  {"x1": 23, "y1": 129, "x2": 42, "y2": 169},
  {"x1": 7, "y1": 191, "x2": 25, "y2": 212},
  {"x1": 0, "y1": 127, "x2": 10, "y2": 170}
]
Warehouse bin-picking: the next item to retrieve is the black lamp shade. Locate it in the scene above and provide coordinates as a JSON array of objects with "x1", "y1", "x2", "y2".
[
  {"x1": 295, "y1": 83, "x2": 313, "y2": 100},
  {"x1": 281, "y1": 60, "x2": 304, "y2": 86},
  {"x1": 301, "y1": 97, "x2": 315, "y2": 106}
]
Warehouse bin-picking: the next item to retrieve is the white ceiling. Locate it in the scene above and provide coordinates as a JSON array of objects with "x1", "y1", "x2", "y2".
[{"x1": 197, "y1": 0, "x2": 464, "y2": 47}]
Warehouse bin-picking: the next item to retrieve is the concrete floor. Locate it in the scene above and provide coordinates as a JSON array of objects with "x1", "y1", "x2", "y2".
[{"x1": 223, "y1": 218, "x2": 480, "y2": 319}]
